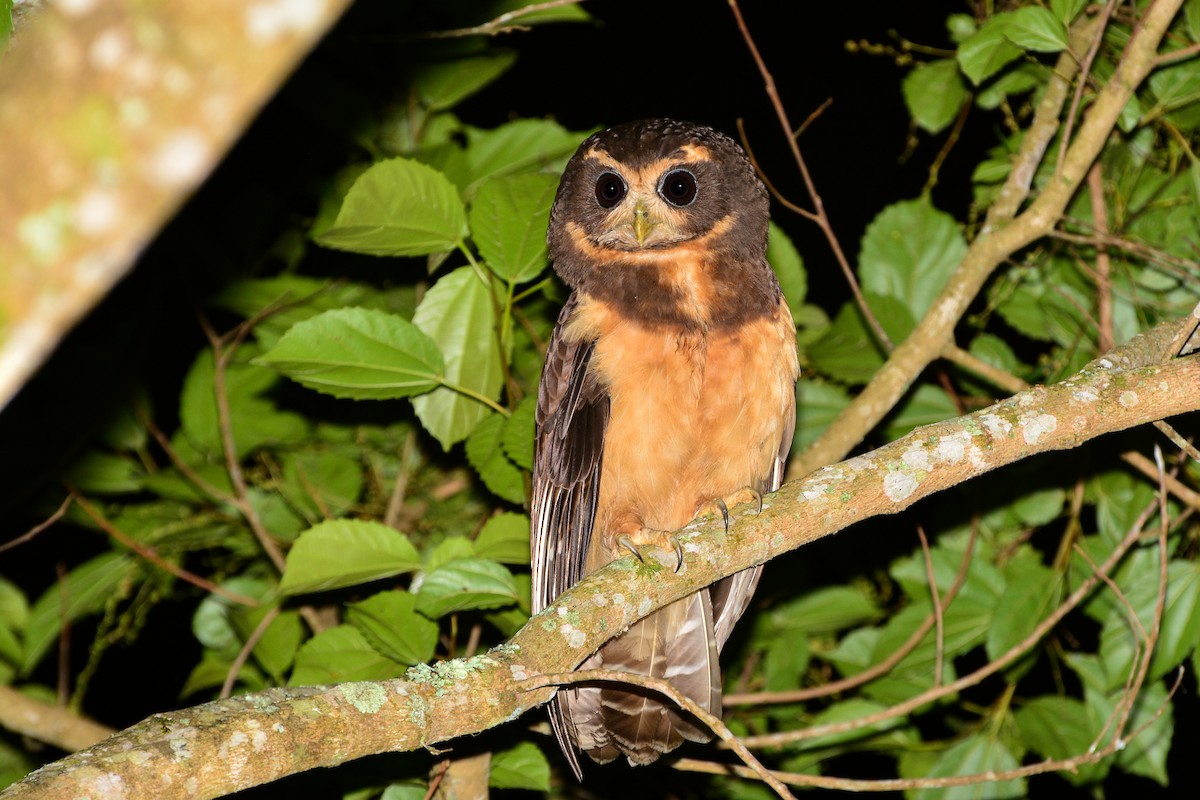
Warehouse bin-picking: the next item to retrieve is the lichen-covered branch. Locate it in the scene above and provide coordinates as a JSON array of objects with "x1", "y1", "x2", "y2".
[
  {"x1": 0, "y1": 0, "x2": 355, "y2": 410},
  {"x1": 2, "y1": 318, "x2": 1196, "y2": 800}
]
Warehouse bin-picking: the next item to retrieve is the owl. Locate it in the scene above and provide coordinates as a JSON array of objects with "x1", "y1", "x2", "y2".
[{"x1": 531, "y1": 118, "x2": 798, "y2": 778}]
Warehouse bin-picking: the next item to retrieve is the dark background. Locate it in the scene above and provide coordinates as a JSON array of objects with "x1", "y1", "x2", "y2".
[{"x1": 6, "y1": 1, "x2": 1192, "y2": 798}]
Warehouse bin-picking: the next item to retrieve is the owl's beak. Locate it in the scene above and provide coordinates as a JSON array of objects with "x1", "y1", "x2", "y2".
[{"x1": 631, "y1": 204, "x2": 655, "y2": 246}]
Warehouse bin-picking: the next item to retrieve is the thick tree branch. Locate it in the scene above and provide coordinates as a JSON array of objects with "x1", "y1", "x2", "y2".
[
  {"x1": 0, "y1": 0, "x2": 355, "y2": 410},
  {"x1": 2, "y1": 318, "x2": 1197, "y2": 800},
  {"x1": 791, "y1": 0, "x2": 1184, "y2": 478}
]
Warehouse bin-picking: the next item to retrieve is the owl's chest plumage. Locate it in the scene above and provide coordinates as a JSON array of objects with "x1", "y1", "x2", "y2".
[{"x1": 564, "y1": 275, "x2": 798, "y2": 550}]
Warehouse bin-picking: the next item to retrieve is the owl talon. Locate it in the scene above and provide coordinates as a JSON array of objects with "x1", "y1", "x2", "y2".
[{"x1": 617, "y1": 532, "x2": 683, "y2": 572}]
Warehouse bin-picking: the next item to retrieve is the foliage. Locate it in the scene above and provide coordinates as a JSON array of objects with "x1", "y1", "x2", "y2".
[{"x1": 1, "y1": 1, "x2": 1200, "y2": 799}]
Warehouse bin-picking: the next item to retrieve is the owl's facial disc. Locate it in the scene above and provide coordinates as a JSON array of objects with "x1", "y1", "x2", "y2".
[{"x1": 588, "y1": 164, "x2": 701, "y2": 250}]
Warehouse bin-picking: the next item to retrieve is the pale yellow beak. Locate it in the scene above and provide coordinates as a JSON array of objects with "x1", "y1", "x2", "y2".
[{"x1": 632, "y1": 205, "x2": 655, "y2": 247}]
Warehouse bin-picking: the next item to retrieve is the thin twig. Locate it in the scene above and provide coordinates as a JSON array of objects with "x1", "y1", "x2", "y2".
[
  {"x1": 738, "y1": 492, "x2": 1158, "y2": 748},
  {"x1": 725, "y1": 522, "x2": 977, "y2": 706},
  {"x1": 1057, "y1": 0, "x2": 1119, "y2": 178},
  {"x1": 916, "y1": 525, "x2": 944, "y2": 687},
  {"x1": 726, "y1": 0, "x2": 892, "y2": 351},
  {"x1": 221, "y1": 605, "x2": 281, "y2": 699},
  {"x1": 519, "y1": 670, "x2": 797, "y2": 800},
  {"x1": 0, "y1": 494, "x2": 72, "y2": 553},
  {"x1": 385, "y1": 429, "x2": 418, "y2": 529},
  {"x1": 925, "y1": 99, "x2": 972, "y2": 193},
  {"x1": 69, "y1": 490, "x2": 259, "y2": 607}
]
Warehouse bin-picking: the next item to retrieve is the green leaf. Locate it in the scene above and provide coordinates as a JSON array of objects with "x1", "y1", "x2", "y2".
[
  {"x1": 957, "y1": 15, "x2": 1023, "y2": 85},
  {"x1": 279, "y1": 520, "x2": 421, "y2": 595},
  {"x1": 807, "y1": 295, "x2": 913, "y2": 385},
  {"x1": 193, "y1": 576, "x2": 271, "y2": 652},
  {"x1": 315, "y1": 158, "x2": 468, "y2": 256},
  {"x1": 882, "y1": 384, "x2": 959, "y2": 441},
  {"x1": 501, "y1": 395, "x2": 536, "y2": 470},
  {"x1": 485, "y1": 0, "x2": 590, "y2": 26},
  {"x1": 902, "y1": 60, "x2": 969, "y2": 134},
  {"x1": 22, "y1": 553, "x2": 137, "y2": 674},
  {"x1": 489, "y1": 740, "x2": 551, "y2": 790},
  {"x1": 244, "y1": 607, "x2": 303, "y2": 682},
  {"x1": 986, "y1": 554, "x2": 1061, "y2": 665},
  {"x1": 289, "y1": 625, "x2": 406, "y2": 686},
  {"x1": 0, "y1": 578, "x2": 28, "y2": 633},
  {"x1": 766, "y1": 222, "x2": 807, "y2": 314},
  {"x1": 278, "y1": 448, "x2": 364, "y2": 522},
  {"x1": 1099, "y1": 559, "x2": 1200, "y2": 686},
  {"x1": 425, "y1": 536, "x2": 476, "y2": 571},
  {"x1": 259, "y1": 307, "x2": 444, "y2": 400},
  {"x1": 1014, "y1": 696, "x2": 1102, "y2": 785},
  {"x1": 179, "y1": 347, "x2": 309, "y2": 458},
  {"x1": 415, "y1": 558, "x2": 518, "y2": 618},
  {"x1": 412, "y1": 267, "x2": 504, "y2": 449},
  {"x1": 859, "y1": 196, "x2": 967, "y2": 320},
  {"x1": 465, "y1": 412, "x2": 526, "y2": 504},
  {"x1": 62, "y1": 451, "x2": 143, "y2": 495},
  {"x1": 474, "y1": 512, "x2": 531, "y2": 565},
  {"x1": 1085, "y1": 680, "x2": 1173, "y2": 785},
  {"x1": 470, "y1": 173, "x2": 558, "y2": 283},
  {"x1": 768, "y1": 586, "x2": 881, "y2": 634},
  {"x1": 1051, "y1": 0, "x2": 1087, "y2": 26},
  {"x1": 345, "y1": 590, "x2": 438, "y2": 665},
  {"x1": 1003, "y1": 7, "x2": 1068, "y2": 52},
  {"x1": 413, "y1": 52, "x2": 517, "y2": 112},
  {"x1": 794, "y1": 379, "x2": 851, "y2": 450},
  {"x1": 463, "y1": 120, "x2": 583, "y2": 189},
  {"x1": 912, "y1": 735, "x2": 1025, "y2": 799}
]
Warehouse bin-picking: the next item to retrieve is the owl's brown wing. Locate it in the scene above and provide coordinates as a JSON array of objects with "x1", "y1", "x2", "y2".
[{"x1": 530, "y1": 292, "x2": 611, "y2": 781}]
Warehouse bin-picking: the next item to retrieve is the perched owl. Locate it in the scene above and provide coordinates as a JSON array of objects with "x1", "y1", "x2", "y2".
[{"x1": 531, "y1": 118, "x2": 799, "y2": 778}]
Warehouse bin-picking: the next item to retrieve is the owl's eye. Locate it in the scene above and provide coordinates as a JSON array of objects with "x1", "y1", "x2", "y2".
[
  {"x1": 659, "y1": 170, "x2": 698, "y2": 206},
  {"x1": 594, "y1": 172, "x2": 626, "y2": 208}
]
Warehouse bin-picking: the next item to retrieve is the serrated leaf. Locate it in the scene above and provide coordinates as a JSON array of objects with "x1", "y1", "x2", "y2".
[
  {"x1": 463, "y1": 120, "x2": 583, "y2": 189},
  {"x1": 346, "y1": 590, "x2": 438, "y2": 665},
  {"x1": 470, "y1": 173, "x2": 558, "y2": 283},
  {"x1": 1051, "y1": 0, "x2": 1087, "y2": 26},
  {"x1": 413, "y1": 52, "x2": 517, "y2": 112},
  {"x1": 22, "y1": 552, "x2": 137, "y2": 674},
  {"x1": 424, "y1": 536, "x2": 476, "y2": 571},
  {"x1": 279, "y1": 520, "x2": 421, "y2": 595},
  {"x1": 957, "y1": 15, "x2": 1023, "y2": 85},
  {"x1": 415, "y1": 558, "x2": 518, "y2": 618},
  {"x1": 315, "y1": 158, "x2": 468, "y2": 256},
  {"x1": 769, "y1": 586, "x2": 882, "y2": 634},
  {"x1": 766, "y1": 221, "x2": 807, "y2": 314},
  {"x1": 1003, "y1": 6, "x2": 1068, "y2": 52},
  {"x1": 806, "y1": 295, "x2": 913, "y2": 385},
  {"x1": 412, "y1": 267, "x2": 504, "y2": 449},
  {"x1": 903, "y1": 60, "x2": 969, "y2": 134},
  {"x1": 502, "y1": 395, "x2": 536, "y2": 470},
  {"x1": 259, "y1": 307, "x2": 444, "y2": 400},
  {"x1": 278, "y1": 448, "x2": 364, "y2": 522},
  {"x1": 1014, "y1": 696, "x2": 1103, "y2": 785},
  {"x1": 913, "y1": 735, "x2": 1025, "y2": 799},
  {"x1": 489, "y1": 740, "x2": 551, "y2": 790},
  {"x1": 474, "y1": 512, "x2": 531, "y2": 565},
  {"x1": 244, "y1": 607, "x2": 303, "y2": 682},
  {"x1": 465, "y1": 412, "x2": 525, "y2": 504},
  {"x1": 859, "y1": 196, "x2": 966, "y2": 320},
  {"x1": 1085, "y1": 680, "x2": 1173, "y2": 785},
  {"x1": 987, "y1": 555, "x2": 1062, "y2": 664},
  {"x1": 289, "y1": 625, "x2": 406, "y2": 686}
]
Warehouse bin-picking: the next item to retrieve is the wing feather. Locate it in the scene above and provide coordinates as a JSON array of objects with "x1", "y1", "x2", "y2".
[{"x1": 530, "y1": 292, "x2": 611, "y2": 780}]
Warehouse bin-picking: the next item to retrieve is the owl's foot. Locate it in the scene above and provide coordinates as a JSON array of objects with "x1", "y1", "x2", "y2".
[
  {"x1": 696, "y1": 487, "x2": 764, "y2": 531},
  {"x1": 617, "y1": 530, "x2": 684, "y2": 573}
]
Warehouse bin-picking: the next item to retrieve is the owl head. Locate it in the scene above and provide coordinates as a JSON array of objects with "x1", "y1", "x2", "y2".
[{"x1": 547, "y1": 119, "x2": 769, "y2": 278}]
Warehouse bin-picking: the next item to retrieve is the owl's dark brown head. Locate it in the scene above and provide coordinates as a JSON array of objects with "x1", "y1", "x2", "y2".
[
  {"x1": 548, "y1": 119, "x2": 769, "y2": 273},
  {"x1": 546, "y1": 119, "x2": 777, "y2": 328}
]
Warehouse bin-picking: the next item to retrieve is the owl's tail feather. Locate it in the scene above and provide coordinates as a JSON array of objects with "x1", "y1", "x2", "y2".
[{"x1": 561, "y1": 589, "x2": 720, "y2": 770}]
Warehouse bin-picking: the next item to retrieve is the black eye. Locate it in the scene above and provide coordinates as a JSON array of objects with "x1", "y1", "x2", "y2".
[
  {"x1": 594, "y1": 172, "x2": 626, "y2": 208},
  {"x1": 659, "y1": 170, "x2": 698, "y2": 206}
]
